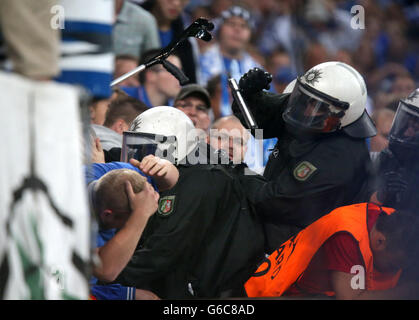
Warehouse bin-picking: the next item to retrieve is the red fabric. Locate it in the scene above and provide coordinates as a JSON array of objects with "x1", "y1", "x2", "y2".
[{"x1": 284, "y1": 208, "x2": 381, "y2": 296}]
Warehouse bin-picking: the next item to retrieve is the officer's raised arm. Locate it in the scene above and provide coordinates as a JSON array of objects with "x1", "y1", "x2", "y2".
[{"x1": 232, "y1": 68, "x2": 290, "y2": 139}]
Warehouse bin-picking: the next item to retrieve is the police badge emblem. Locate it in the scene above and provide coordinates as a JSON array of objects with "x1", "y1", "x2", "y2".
[
  {"x1": 293, "y1": 161, "x2": 318, "y2": 181},
  {"x1": 304, "y1": 69, "x2": 322, "y2": 85},
  {"x1": 158, "y1": 195, "x2": 176, "y2": 217}
]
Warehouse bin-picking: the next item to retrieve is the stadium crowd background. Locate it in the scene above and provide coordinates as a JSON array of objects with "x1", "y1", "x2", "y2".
[{"x1": 111, "y1": 0, "x2": 418, "y2": 158}]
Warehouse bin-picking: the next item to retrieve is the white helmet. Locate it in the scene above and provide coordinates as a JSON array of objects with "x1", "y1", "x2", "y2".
[
  {"x1": 121, "y1": 106, "x2": 198, "y2": 164},
  {"x1": 282, "y1": 61, "x2": 376, "y2": 138},
  {"x1": 283, "y1": 78, "x2": 297, "y2": 94}
]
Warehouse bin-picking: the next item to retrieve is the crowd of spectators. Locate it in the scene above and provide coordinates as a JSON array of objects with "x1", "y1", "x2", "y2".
[{"x1": 111, "y1": 0, "x2": 418, "y2": 163}]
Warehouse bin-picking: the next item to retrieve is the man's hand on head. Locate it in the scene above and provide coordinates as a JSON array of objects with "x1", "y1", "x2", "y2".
[
  {"x1": 125, "y1": 180, "x2": 159, "y2": 219},
  {"x1": 94, "y1": 179, "x2": 159, "y2": 283}
]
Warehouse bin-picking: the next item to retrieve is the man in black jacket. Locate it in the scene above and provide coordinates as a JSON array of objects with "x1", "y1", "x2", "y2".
[
  {"x1": 234, "y1": 62, "x2": 377, "y2": 253},
  {"x1": 116, "y1": 106, "x2": 266, "y2": 299}
]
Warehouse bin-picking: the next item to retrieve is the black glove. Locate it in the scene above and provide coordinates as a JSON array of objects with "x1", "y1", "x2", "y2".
[
  {"x1": 377, "y1": 168, "x2": 408, "y2": 205},
  {"x1": 238, "y1": 68, "x2": 272, "y2": 98}
]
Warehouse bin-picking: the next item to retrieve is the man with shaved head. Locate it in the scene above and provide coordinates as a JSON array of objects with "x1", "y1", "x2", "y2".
[{"x1": 208, "y1": 115, "x2": 250, "y2": 164}]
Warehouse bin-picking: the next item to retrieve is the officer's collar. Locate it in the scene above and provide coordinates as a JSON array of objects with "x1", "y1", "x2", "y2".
[
  {"x1": 286, "y1": 123, "x2": 338, "y2": 157},
  {"x1": 288, "y1": 139, "x2": 320, "y2": 157},
  {"x1": 176, "y1": 142, "x2": 221, "y2": 167}
]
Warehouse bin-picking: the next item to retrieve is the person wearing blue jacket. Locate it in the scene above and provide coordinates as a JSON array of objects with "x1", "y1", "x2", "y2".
[{"x1": 86, "y1": 156, "x2": 179, "y2": 300}]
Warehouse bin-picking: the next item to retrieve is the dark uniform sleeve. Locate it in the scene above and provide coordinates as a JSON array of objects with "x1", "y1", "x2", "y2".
[
  {"x1": 116, "y1": 166, "x2": 225, "y2": 296},
  {"x1": 362, "y1": 148, "x2": 395, "y2": 202},
  {"x1": 232, "y1": 91, "x2": 290, "y2": 139},
  {"x1": 233, "y1": 164, "x2": 269, "y2": 205},
  {"x1": 253, "y1": 136, "x2": 372, "y2": 251},
  {"x1": 373, "y1": 148, "x2": 415, "y2": 208}
]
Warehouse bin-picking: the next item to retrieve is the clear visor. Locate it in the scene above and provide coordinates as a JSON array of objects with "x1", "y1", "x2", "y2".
[
  {"x1": 389, "y1": 102, "x2": 419, "y2": 148},
  {"x1": 120, "y1": 131, "x2": 178, "y2": 163},
  {"x1": 283, "y1": 80, "x2": 346, "y2": 132}
]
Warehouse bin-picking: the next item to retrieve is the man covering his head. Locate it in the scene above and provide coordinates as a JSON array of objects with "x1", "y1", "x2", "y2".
[{"x1": 87, "y1": 155, "x2": 179, "y2": 300}]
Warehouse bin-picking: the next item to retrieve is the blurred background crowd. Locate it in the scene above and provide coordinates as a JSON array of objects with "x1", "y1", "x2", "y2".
[
  {"x1": 1, "y1": 0, "x2": 418, "y2": 163},
  {"x1": 111, "y1": 0, "x2": 419, "y2": 157}
]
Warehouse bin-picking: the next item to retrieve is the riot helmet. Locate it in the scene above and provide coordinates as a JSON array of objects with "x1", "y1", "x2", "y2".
[
  {"x1": 121, "y1": 106, "x2": 198, "y2": 165},
  {"x1": 282, "y1": 61, "x2": 376, "y2": 138},
  {"x1": 389, "y1": 88, "x2": 419, "y2": 153},
  {"x1": 283, "y1": 78, "x2": 297, "y2": 94}
]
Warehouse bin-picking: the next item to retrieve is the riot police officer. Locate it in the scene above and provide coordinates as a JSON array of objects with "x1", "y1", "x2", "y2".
[
  {"x1": 369, "y1": 88, "x2": 419, "y2": 289},
  {"x1": 371, "y1": 88, "x2": 419, "y2": 211},
  {"x1": 234, "y1": 62, "x2": 377, "y2": 252},
  {"x1": 115, "y1": 107, "x2": 266, "y2": 299}
]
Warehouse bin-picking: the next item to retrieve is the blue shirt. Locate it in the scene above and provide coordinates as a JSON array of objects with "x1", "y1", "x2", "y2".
[
  {"x1": 87, "y1": 161, "x2": 158, "y2": 300},
  {"x1": 121, "y1": 86, "x2": 153, "y2": 108},
  {"x1": 159, "y1": 29, "x2": 174, "y2": 48},
  {"x1": 121, "y1": 86, "x2": 174, "y2": 108}
]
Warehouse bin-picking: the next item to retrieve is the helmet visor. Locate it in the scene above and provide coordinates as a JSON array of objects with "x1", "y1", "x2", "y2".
[
  {"x1": 120, "y1": 131, "x2": 178, "y2": 163},
  {"x1": 283, "y1": 79, "x2": 346, "y2": 132},
  {"x1": 389, "y1": 101, "x2": 419, "y2": 148}
]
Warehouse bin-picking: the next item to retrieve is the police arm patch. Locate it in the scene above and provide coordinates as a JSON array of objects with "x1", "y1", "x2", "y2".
[
  {"x1": 157, "y1": 195, "x2": 176, "y2": 217},
  {"x1": 293, "y1": 161, "x2": 318, "y2": 181}
]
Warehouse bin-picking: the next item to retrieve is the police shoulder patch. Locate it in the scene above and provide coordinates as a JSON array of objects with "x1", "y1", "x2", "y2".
[
  {"x1": 157, "y1": 195, "x2": 176, "y2": 217},
  {"x1": 293, "y1": 161, "x2": 318, "y2": 181}
]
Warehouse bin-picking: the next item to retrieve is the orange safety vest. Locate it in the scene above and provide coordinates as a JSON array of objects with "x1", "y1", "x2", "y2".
[{"x1": 245, "y1": 203, "x2": 401, "y2": 297}]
